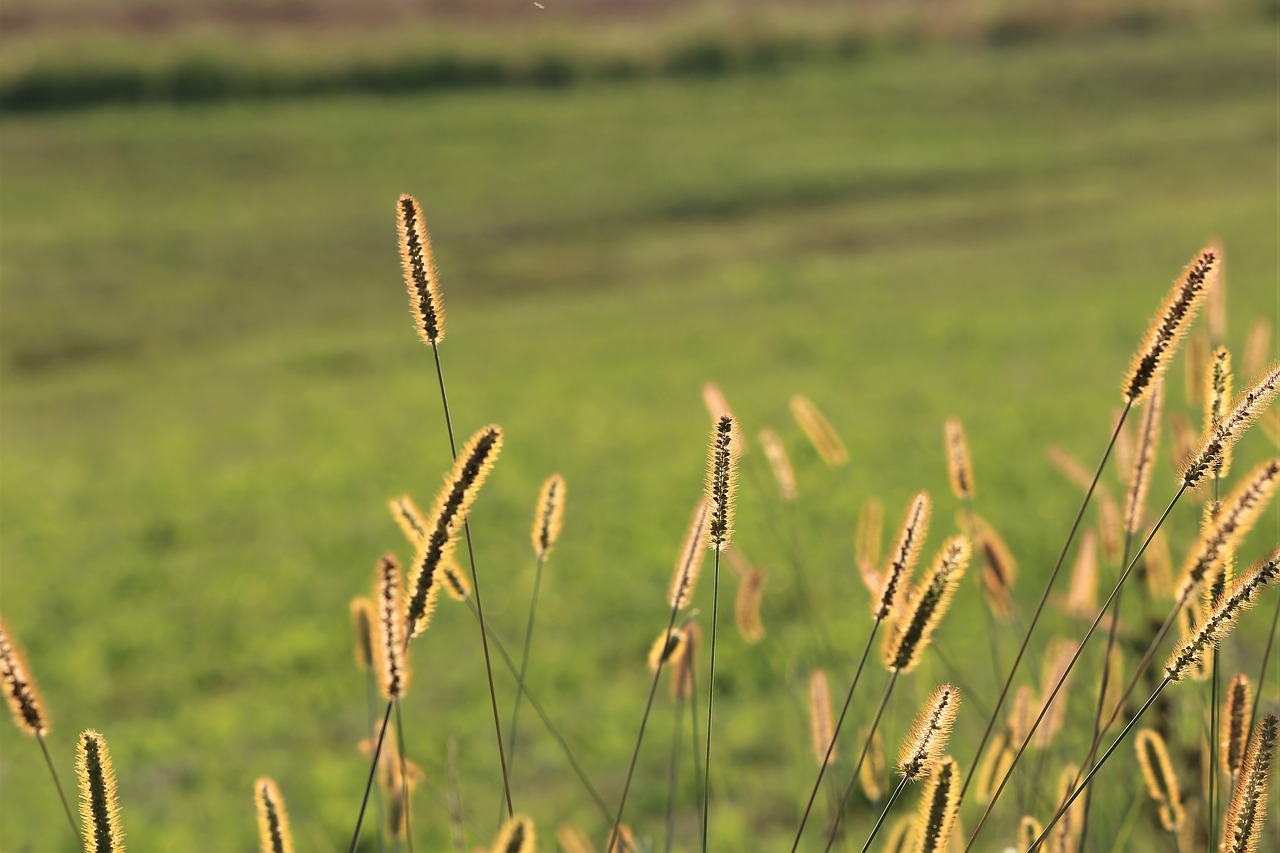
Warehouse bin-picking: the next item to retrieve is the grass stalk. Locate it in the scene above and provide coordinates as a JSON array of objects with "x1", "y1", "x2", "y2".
[
  {"x1": 503, "y1": 551, "x2": 547, "y2": 792},
  {"x1": 366, "y1": 673, "x2": 386, "y2": 853},
  {"x1": 824, "y1": 670, "x2": 901, "y2": 853},
  {"x1": 664, "y1": 693, "x2": 683, "y2": 853},
  {"x1": 700, "y1": 547, "x2": 722, "y2": 853},
  {"x1": 394, "y1": 698, "x2": 414, "y2": 853},
  {"x1": 1209, "y1": 648, "x2": 1219, "y2": 851},
  {"x1": 36, "y1": 733, "x2": 79, "y2": 844},
  {"x1": 349, "y1": 700, "x2": 395, "y2": 853},
  {"x1": 1246, "y1": 591, "x2": 1280, "y2": 742},
  {"x1": 860, "y1": 777, "x2": 908, "y2": 852}
]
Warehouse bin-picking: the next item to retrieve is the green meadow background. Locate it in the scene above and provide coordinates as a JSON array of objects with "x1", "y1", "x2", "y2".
[{"x1": 1, "y1": 1, "x2": 1278, "y2": 850}]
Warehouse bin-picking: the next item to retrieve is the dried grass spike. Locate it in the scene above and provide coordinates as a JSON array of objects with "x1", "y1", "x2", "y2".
[
  {"x1": 971, "y1": 514, "x2": 1018, "y2": 621},
  {"x1": 492, "y1": 814, "x2": 536, "y2": 853},
  {"x1": 1183, "y1": 363, "x2": 1280, "y2": 489},
  {"x1": 1166, "y1": 548, "x2": 1280, "y2": 680},
  {"x1": 646, "y1": 626, "x2": 686, "y2": 674},
  {"x1": 808, "y1": 670, "x2": 835, "y2": 767},
  {"x1": 556, "y1": 824, "x2": 593, "y2": 853},
  {"x1": 441, "y1": 557, "x2": 471, "y2": 602},
  {"x1": 885, "y1": 815, "x2": 918, "y2": 853},
  {"x1": 874, "y1": 492, "x2": 931, "y2": 621},
  {"x1": 531, "y1": 474, "x2": 566, "y2": 560},
  {"x1": 1221, "y1": 713, "x2": 1276, "y2": 853},
  {"x1": 389, "y1": 494, "x2": 428, "y2": 545},
  {"x1": 1222, "y1": 674, "x2": 1251, "y2": 779},
  {"x1": 1243, "y1": 317, "x2": 1271, "y2": 378},
  {"x1": 1206, "y1": 346, "x2": 1235, "y2": 477},
  {"x1": 671, "y1": 621, "x2": 699, "y2": 701},
  {"x1": 349, "y1": 597, "x2": 375, "y2": 673},
  {"x1": 1018, "y1": 816, "x2": 1044, "y2": 851},
  {"x1": 704, "y1": 415, "x2": 739, "y2": 552},
  {"x1": 789, "y1": 394, "x2": 848, "y2": 467},
  {"x1": 898, "y1": 685, "x2": 961, "y2": 782},
  {"x1": 1047, "y1": 447, "x2": 1095, "y2": 492},
  {"x1": 0, "y1": 614, "x2": 48, "y2": 736},
  {"x1": 1096, "y1": 487, "x2": 1122, "y2": 565},
  {"x1": 735, "y1": 567, "x2": 766, "y2": 644},
  {"x1": 856, "y1": 496, "x2": 885, "y2": 569},
  {"x1": 1034, "y1": 639, "x2": 1078, "y2": 748},
  {"x1": 973, "y1": 731, "x2": 1008, "y2": 804},
  {"x1": 406, "y1": 425, "x2": 503, "y2": 637},
  {"x1": 669, "y1": 500, "x2": 710, "y2": 610},
  {"x1": 1050, "y1": 764, "x2": 1083, "y2": 853},
  {"x1": 701, "y1": 382, "x2": 746, "y2": 455},
  {"x1": 254, "y1": 777, "x2": 295, "y2": 853},
  {"x1": 759, "y1": 428, "x2": 797, "y2": 503},
  {"x1": 914, "y1": 756, "x2": 961, "y2": 853},
  {"x1": 884, "y1": 536, "x2": 970, "y2": 672},
  {"x1": 944, "y1": 418, "x2": 975, "y2": 500},
  {"x1": 860, "y1": 726, "x2": 886, "y2": 802},
  {"x1": 1063, "y1": 529, "x2": 1098, "y2": 619},
  {"x1": 1008, "y1": 685, "x2": 1035, "y2": 747},
  {"x1": 397, "y1": 194, "x2": 444, "y2": 345},
  {"x1": 1136, "y1": 728, "x2": 1185, "y2": 831},
  {"x1": 606, "y1": 823, "x2": 636, "y2": 853},
  {"x1": 374, "y1": 555, "x2": 410, "y2": 699},
  {"x1": 1125, "y1": 379, "x2": 1164, "y2": 535},
  {"x1": 1123, "y1": 243, "x2": 1219, "y2": 403},
  {"x1": 77, "y1": 729, "x2": 124, "y2": 853}
]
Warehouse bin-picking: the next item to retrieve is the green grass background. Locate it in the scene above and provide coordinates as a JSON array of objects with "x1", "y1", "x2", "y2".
[{"x1": 1, "y1": 14, "x2": 1278, "y2": 851}]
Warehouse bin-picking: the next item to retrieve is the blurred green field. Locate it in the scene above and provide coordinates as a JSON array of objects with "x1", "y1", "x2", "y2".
[{"x1": 1, "y1": 16, "x2": 1278, "y2": 852}]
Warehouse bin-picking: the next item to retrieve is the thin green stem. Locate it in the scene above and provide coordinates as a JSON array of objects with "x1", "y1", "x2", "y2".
[
  {"x1": 394, "y1": 699, "x2": 414, "y2": 853},
  {"x1": 825, "y1": 671, "x2": 901, "y2": 853},
  {"x1": 701, "y1": 548, "x2": 723, "y2": 853},
  {"x1": 860, "y1": 777, "x2": 908, "y2": 853},
  {"x1": 665, "y1": 694, "x2": 683, "y2": 853},
  {"x1": 1246, "y1": 590, "x2": 1280, "y2": 742},
  {"x1": 366, "y1": 673, "x2": 386, "y2": 853},
  {"x1": 504, "y1": 553, "x2": 547, "y2": 791},
  {"x1": 36, "y1": 733, "x2": 79, "y2": 844},
  {"x1": 349, "y1": 700, "x2": 395, "y2": 853}
]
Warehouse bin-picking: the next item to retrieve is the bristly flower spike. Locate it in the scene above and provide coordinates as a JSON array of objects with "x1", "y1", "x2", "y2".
[
  {"x1": 704, "y1": 415, "x2": 739, "y2": 552},
  {"x1": 1220, "y1": 713, "x2": 1276, "y2": 853},
  {"x1": 254, "y1": 777, "x2": 295, "y2": 853},
  {"x1": 759, "y1": 428, "x2": 797, "y2": 503},
  {"x1": 944, "y1": 417, "x2": 975, "y2": 500},
  {"x1": 1135, "y1": 728, "x2": 1185, "y2": 832},
  {"x1": 883, "y1": 536, "x2": 970, "y2": 672},
  {"x1": 530, "y1": 474, "x2": 566, "y2": 560},
  {"x1": 1183, "y1": 363, "x2": 1280, "y2": 489},
  {"x1": 915, "y1": 756, "x2": 962, "y2": 853},
  {"x1": 77, "y1": 729, "x2": 124, "y2": 853},
  {"x1": 492, "y1": 814, "x2": 536, "y2": 853},
  {"x1": 1124, "y1": 379, "x2": 1164, "y2": 536},
  {"x1": 396, "y1": 194, "x2": 444, "y2": 345},
  {"x1": 0, "y1": 613, "x2": 48, "y2": 737},
  {"x1": 898, "y1": 685, "x2": 961, "y2": 782},
  {"x1": 389, "y1": 494, "x2": 428, "y2": 546},
  {"x1": 789, "y1": 394, "x2": 849, "y2": 466},
  {"x1": 1205, "y1": 346, "x2": 1234, "y2": 478},
  {"x1": 349, "y1": 597, "x2": 375, "y2": 673},
  {"x1": 1222, "y1": 674, "x2": 1251, "y2": 779},
  {"x1": 873, "y1": 492, "x2": 931, "y2": 621},
  {"x1": 1166, "y1": 548, "x2": 1280, "y2": 680},
  {"x1": 808, "y1": 670, "x2": 836, "y2": 767},
  {"x1": 668, "y1": 500, "x2": 710, "y2": 611},
  {"x1": 373, "y1": 555, "x2": 410, "y2": 699},
  {"x1": 735, "y1": 567, "x2": 767, "y2": 644}
]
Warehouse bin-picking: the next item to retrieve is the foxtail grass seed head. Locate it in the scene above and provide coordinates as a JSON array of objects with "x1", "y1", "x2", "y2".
[
  {"x1": 492, "y1": 814, "x2": 536, "y2": 853},
  {"x1": 386, "y1": 783, "x2": 409, "y2": 840},
  {"x1": 1019, "y1": 816, "x2": 1044, "y2": 850},
  {"x1": 1136, "y1": 728, "x2": 1185, "y2": 831},
  {"x1": 397, "y1": 194, "x2": 444, "y2": 345},
  {"x1": 883, "y1": 536, "x2": 970, "y2": 672},
  {"x1": 899, "y1": 685, "x2": 960, "y2": 782},
  {"x1": 441, "y1": 556, "x2": 471, "y2": 602},
  {"x1": 1095, "y1": 487, "x2": 1122, "y2": 565},
  {"x1": 556, "y1": 825, "x2": 593, "y2": 853},
  {"x1": 389, "y1": 494, "x2": 428, "y2": 545},
  {"x1": 1174, "y1": 459, "x2": 1279, "y2": 603},
  {"x1": 885, "y1": 815, "x2": 918, "y2": 852},
  {"x1": 1187, "y1": 332, "x2": 1211, "y2": 408},
  {"x1": 1047, "y1": 446, "x2": 1095, "y2": 492},
  {"x1": 1177, "y1": 599, "x2": 1212, "y2": 682},
  {"x1": 1183, "y1": 364, "x2": 1280, "y2": 489},
  {"x1": 1113, "y1": 408, "x2": 1136, "y2": 480},
  {"x1": 254, "y1": 777, "x2": 295, "y2": 853},
  {"x1": 671, "y1": 621, "x2": 699, "y2": 701},
  {"x1": 944, "y1": 417, "x2": 975, "y2": 500},
  {"x1": 856, "y1": 496, "x2": 885, "y2": 569},
  {"x1": 349, "y1": 596, "x2": 375, "y2": 673},
  {"x1": 789, "y1": 394, "x2": 848, "y2": 467},
  {"x1": 1050, "y1": 764, "x2": 1083, "y2": 853},
  {"x1": 735, "y1": 567, "x2": 766, "y2": 644},
  {"x1": 1123, "y1": 244, "x2": 1220, "y2": 403},
  {"x1": 374, "y1": 555, "x2": 410, "y2": 699},
  {"x1": 530, "y1": 474, "x2": 566, "y2": 560},
  {"x1": 874, "y1": 492, "x2": 932, "y2": 621},
  {"x1": 758, "y1": 428, "x2": 797, "y2": 503},
  {"x1": 1221, "y1": 713, "x2": 1276, "y2": 853},
  {"x1": 860, "y1": 726, "x2": 887, "y2": 801},
  {"x1": 77, "y1": 729, "x2": 124, "y2": 853},
  {"x1": 1125, "y1": 379, "x2": 1165, "y2": 535},
  {"x1": 808, "y1": 670, "x2": 835, "y2": 767},
  {"x1": 704, "y1": 415, "x2": 739, "y2": 552},
  {"x1": 0, "y1": 614, "x2": 48, "y2": 736},
  {"x1": 914, "y1": 756, "x2": 961, "y2": 853},
  {"x1": 974, "y1": 731, "x2": 1009, "y2": 804},
  {"x1": 1063, "y1": 529, "x2": 1098, "y2": 619},
  {"x1": 669, "y1": 500, "x2": 710, "y2": 611},
  {"x1": 970, "y1": 514, "x2": 1018, "y2": 620},
  {"x1": 1034, "y1": 639, "x2": 1078, "y2": 748},
  {"x1": 1223, "y1": 674, "x2": 1251, "y2": 779},
  {"x1": 1167, "y1": 548, "x2": 1280, "y2": 680},
  {"x1": 1208, "y1": 258, "x2": 1227, "y2": 341},
  {"x1": 1206, "y1": 346, "x2": 1235, "y2": 478},
  {"x1": 406, "y1": 425, "x2": 503, "y2": 637},
  {"x1": 1243, "y1": 317, "x2": 1272, "y2": 378},
  {"x1": 701, "y1": 381, "x2": 747, "y2": 455},
  {"x1": 646, "y1": 626, "x2": 686, "y2": 673},
  {"x1": 606, "y1": 823, "x2": 637, "y2": 853},
  {"x1": 1144, "y1": 528, "x2": 1174, "y2": 599},
  {"x1": 1009, "y1": 685, "x2": 1035, "y2": 747}
]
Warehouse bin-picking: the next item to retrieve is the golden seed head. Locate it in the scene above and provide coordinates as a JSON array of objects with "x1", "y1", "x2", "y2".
[
  {"x1": 1123, "y1": 243, "x2": 1219, "y2": 403},
  {"x1": 441, "y1": 556, "x2": 472, "y2": 602},
  {"x1": 254, "y1": 777, "x2": 295, "y2": 853},
  {"x1": 530, "y1": 474, "x2": 566, "y2": 560},
  {"x1": 1008, "y1": 685, "x2": 1035, "y2": 747},
  {"x1": 668, "y1": 500, "x2": 710, "y2": 611},
  {"x1": 492, "y1": 814, "x2": 536, "y2": 853},
  {"x1": 883, "y1": 536, "x2": 970, "y2": 672},
  {"x1": 1095, "y1": 487, "x2": 1122, "y2": 565},
  {"x1": 1221, "y1": 713, "x2": 1276, "y2": 853},
  {"x1": 77, "y1": 729, "x2": 125, "y2": 853},
  {"x1": 1205, "y1": 346, "x2": 1235, "y2": 478},
  {"x1": 556, "y1": 825, "x2": 594, "y2": 853},
  {"x1": 389, "y1": 494, "x2": 428, "y2": 546},
  {"x1": 1046, "y1": 446, "x2": 1095, "y2": 492},
  {"x1": 374, "y1": 555, "x2": 410, "y2": 699},
  {"x1": 859, "y1": 726, "x2": 886, "y2": 802},
  {"x1": 397, "y1": 194, "x2": 445, "y2": 345},
  {"x1": 758, "y1": 427, "x2": 797, "y2": 503},
  {"x1": 874, "y1": 491, "x2": 931, "y2": 621},
  {"x1": 1124, "y1": 379, "x2": 1164, "y2": 535},
  {"x1": 789, "y1": 394, "x2": 849, "y2": 467},
  {"x1": 1167, "y1": 548, "x2": 1280, "y2": 680},
  {"x1": 646, "y1": 626, "x2": 686, "y2": 674},
  {"x1": 405, "y1": 425, "x2": 503, "y2": 637},
  {"x1": 704, "y1": 415, "x2": 739, "y2": 552},
  {"x1": 1222, "y1": 674, "x2": 1251, "y2": 779},
  {"x1": 898, "y1": 685, "x2": 960, "y2": 781},
  {"x1": 1034, "y1": 639, "x2": 1079, "y2": 748},
  {"x1": 944, "y1": 417, "x2": 975, "y2": 500},
  {"x1": 969, "y1": 513, "x2": 1018, "y2": 621},
  {"x1": 1143, "y1": 528, "x2": 1174, "y2": 599},
  {"x1": 808, "y1": 670, "x2": 835, "y2": 767},
  {"x1": 1135, "y1": 728, "x2": 1185, "y2": 831},
  {"x1": 915, "y1": 756, "x2": 961, "y2": 853},
  {"x1": 349, "y1": 596, "x2": 375, "y2": 673},
  {"x1": 1183, "y1": 363, "x2": 1280, "y2": 489},
  {"x1": 701, "y1": 381, "x2": 747, "y2": 456},
  {"x1": 0, "y1": 614, "x2": 48, "y2": 737},
  {"x1": 855, "y1": 496, "x2": 885, "y2": 569},
  {"x1": 1062, "y1": 529, "x2": 1098, "y2": 620},
  {"x1": 670, "y1": 621, "x2": 700, "y2": 701},
  {"x1": 1018, "y1": 816, "x2": 1044, "y2": 851},
  {"x1": 734, "y1": 567, "x2": 767, "y2": 644},
  {"x1": 884, "y1": 815, "x2": 918, "y2": 853}
]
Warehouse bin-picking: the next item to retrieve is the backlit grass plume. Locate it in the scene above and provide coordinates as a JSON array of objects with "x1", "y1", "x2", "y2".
[
  {"x1": 77, "y1": 730, "x2": 124, "y2": 853},
  {"x1": 1019, "y1": 816, "x2": 1044, "y2": 850},
  {"x1": 492, "y1": 814, "x2": 536, "y2": 853},
  {"x1": 406, "y1": 424, "x2": 503, "y2": 637},
  {"x1": 1173, "y1": 458, "x2": 1279, "y2": 603},
  {"x1": 668, "y1": 500, "x2": 709, "y2": 611},
  {"x1": 647, "y1": 626, "x2": 687, "y2": 673},
  {"x1": 701, "y1": 382, "x2": 747, "y2": 455},
  {"x1": 884, "y1": 816, "x2": 917, "y2": 852},
  {"x1": 1008, "y1": 685, "x2": 1034, "y2": 747},
  {"x1": 530, "y1": 474, "x2": 566, "y2": 560},
  {"x1": 1062, "y1": 529, "x2": 1098, "y2": 619},
  {"x1": 970, "y1": 513, "x2": 1017, "y2": 621},
  {"x1": 899, "y1": 685, "x2": 960, "y2": 782},
  {"x1": 671, "y1": 621, "x2": 699, "y2": 701},
  {"x1": 705, "y1": 415, "x2": 739, "y2": 551},
  {"x1": 789, "y1": 394, "x2": 848, "y2": 466},
  {"x1": 1206, "y1": 345, "x2": 1234, "y2": 478},
  {"x1": 759, "y1": 428, "x2": 797, "y2": 503},
  {"x1": 1221, "y1": 713, "x2": 1276, "y2": 853},
  {"x1": 1124, "y1": 379, "x2": 1164, "y2": 535},
  {"x1": 1034, "y1": 639, "x2": 1079, "y2": 748},
  {"x1": 914, "y1": 756, "x2": 961, "y2": 853},
  {"x1": 396, "y1": 194, "x2": 444, "y2": 346},
  {"x1": 440, "y1": 557, "x2": 471, "y2": 601},
  {"x1": 944, "y1": 417, "x2": 975, "y2": 500},
  {"x1": 856, "y1": 496, "x2": 885, "y2": 587},
  {"x1": 389, "y1": 494, "x2": 428, "y2": 546},
  {"x1": 973, "y1": 732, "x2": 1014, "y2": 804},
  {"x1": 556, "y1": 825, "x2": 593, "y2": 853},
  {"x1": 860, "y1": 726, "x2": 886, "y2": 801},
  {"x1": 808, "y1": 670, "x2": 835, "y2": 766},
  {"x1": 0, "y1": 613, "x2": 47, "y2": 736},
  {"x1": 1166, "y1": 548, "x2": 1280, "y2": 681},
  {"x1": 373, "y1": 555, "x2": 409, "y2": 699},
  {"x1": 254, "y1": 777, "x2": 295, "y2": 853},
  {"x1": 874, "y1": 492, "x2": 931, "y2": 621},
  {"x1": 1243, "y1": 318, "x2": 1271, "y2": 377},
  {"x1": 1222, "y1": 674, "x2": 1251, "y2": 779},
  {"x1": 1050, "y1": 764, "x2": 1083, "y2": 853},
  {"x1": 883, "y1": 536, "x2": 970, "y2": 672},
  {"x1": 349, "y1": 597, "x2": 374, "y2": 673},
  {"x1": 735, "y1": 567, "x2": 766, "y2": 644},
  {"x1": 1122, "y1": 243, "x2": 1220, "y2": 404},
  {"x1": 1183, "y1": 363, "x2": 1280, "y2": 489},
  {"x1": 1135, "y1": 728, "x2": 1184, "y2": 832}
]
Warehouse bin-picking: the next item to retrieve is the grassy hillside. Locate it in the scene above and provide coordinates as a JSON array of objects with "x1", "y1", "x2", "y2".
[{"x1": 1, "y1": 17, "x2": 1277, "y2": 851}]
